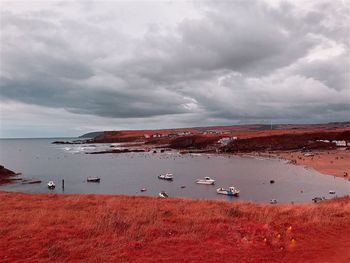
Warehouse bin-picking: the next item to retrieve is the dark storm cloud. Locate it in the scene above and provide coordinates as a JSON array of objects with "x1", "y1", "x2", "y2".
[{"x1": 0, "y1": 0, "x2": 349, "y2": 126}]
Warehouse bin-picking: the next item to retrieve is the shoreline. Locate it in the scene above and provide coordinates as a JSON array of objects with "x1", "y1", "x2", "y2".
[{"x1": 253, "y1": 149, "x2": 350, "y2": 179}]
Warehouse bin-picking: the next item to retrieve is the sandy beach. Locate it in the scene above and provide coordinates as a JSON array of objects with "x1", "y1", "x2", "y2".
[{"x1": 275, "y1": 150, "x2": 350, "y2": 178}]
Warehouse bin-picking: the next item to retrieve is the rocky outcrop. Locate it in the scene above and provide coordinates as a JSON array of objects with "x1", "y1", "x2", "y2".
[
  {"x1": 0, "y1": 165, "x2": 42, "y2": 186},
  {"x1": 0, "y1": 165, "x2": 17, "y2": 185},
  {"x1": 86, "y1": 149, "x2": 146, "y2": 154},
  {"x1": 52, "y1": 140, "x2": 89, "y2": 144}
]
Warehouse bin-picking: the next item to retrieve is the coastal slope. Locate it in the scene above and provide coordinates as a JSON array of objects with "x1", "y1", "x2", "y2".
[{"x1": 0, "y1": 192, "x2": 349, "y2": 263}]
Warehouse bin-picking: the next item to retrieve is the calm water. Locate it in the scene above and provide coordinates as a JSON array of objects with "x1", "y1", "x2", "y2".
[{"x1": 0, "y1": 138, "x2": 349, "y2": 203}]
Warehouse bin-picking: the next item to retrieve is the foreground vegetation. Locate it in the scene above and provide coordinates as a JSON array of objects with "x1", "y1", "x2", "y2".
[{"x1": 0, "y1": 192, "x2": 349, "y2": 263}]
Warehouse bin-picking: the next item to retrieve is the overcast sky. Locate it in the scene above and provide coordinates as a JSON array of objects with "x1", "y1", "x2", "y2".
[{"x1": 1, "y1": 0, "x2": 349, "y2": 138}]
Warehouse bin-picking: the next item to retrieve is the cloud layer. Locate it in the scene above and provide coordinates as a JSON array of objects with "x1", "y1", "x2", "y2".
[{"x1": 1, "y1": 0, "x2": 349, "y2": 137}]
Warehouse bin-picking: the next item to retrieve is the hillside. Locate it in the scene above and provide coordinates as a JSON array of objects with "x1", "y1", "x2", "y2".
[
  {"x1": 0, "y1": 192, "x2": 349, "y2": 263},
  {"x1": 89, "y1": 122, "x2": 350, "y2": 147},
  {"x1": 79, "y1": 131, "x2": 103, "y2": 139}
]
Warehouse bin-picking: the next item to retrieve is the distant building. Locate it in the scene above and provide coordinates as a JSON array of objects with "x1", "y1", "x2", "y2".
[
  {"x1": 177, "y1": 131, "x2": 192, "y2": 136},
  {"x1": 218, "y1": 137, "x2": 238, "y2": 145},
  {"x1": 332, "y1": 140, "x2": 347, "y2": 147},
  {"x1": 168, "y1": 133, "x2": 178, "y2": 138},
  {"x1": 203, "y1": 130, "x2": 224, "y2": 135},
  {"x1": 317, "y1": 140, "x2": 330, "y2": 143}
]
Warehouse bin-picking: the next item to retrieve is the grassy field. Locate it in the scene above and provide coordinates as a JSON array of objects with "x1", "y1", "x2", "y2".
[{"x1": 0, "y1": 191, "x2": 349, "y2": 263}]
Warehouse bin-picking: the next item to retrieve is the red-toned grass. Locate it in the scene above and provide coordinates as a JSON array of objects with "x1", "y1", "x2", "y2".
[{"x1": 0, "y1": 192, "x2": 349, "y2": 263}]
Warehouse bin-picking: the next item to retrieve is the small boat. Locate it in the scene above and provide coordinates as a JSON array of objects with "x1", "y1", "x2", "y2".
[
  {"x1": 312, "y1": 197, "x2": 326, "y2": 203},
  {"x1": 270, "y1": 199, "x2": 278, "y2": 204},
  {"x1": 216, "y1": 186, "x2": 240, "y2": 196},
  {"x1": 196, "y1": 177, "x2": 215, "y2": 185},
  {"x1": 87, "y1": 176, "x2": 100, "y2": 182},
  {"x1": 140, "y1": 188, "x2": 147, "y2": 192},
  {"x1": 159, "y1": 191, "x2": 169, "y2": 198},
  {"x1": 47, "y1": 181, "x2": 55, "y2": 189},
  {"x1": 158, "y1": 173, "x2": 174, "y2": 181},
  {"x1": 329, "y1": 190, "x2": 336, "y2": 194}
]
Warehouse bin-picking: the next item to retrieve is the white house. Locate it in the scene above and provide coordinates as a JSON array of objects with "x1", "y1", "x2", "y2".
[
  {"x1": 218, "y1": 137, "x2": 238, "y2": 145},
  {"x1": 332, "y1": 140, "x2": 347, "y2": 147}
]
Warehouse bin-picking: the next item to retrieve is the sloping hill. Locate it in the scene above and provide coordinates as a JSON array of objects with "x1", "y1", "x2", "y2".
[{"x1": 0, "y1": 192, "x2": 349, "y2": 263}]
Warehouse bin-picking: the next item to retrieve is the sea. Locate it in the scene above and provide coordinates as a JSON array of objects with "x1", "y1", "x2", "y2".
[{"x1": 0, "y1": 138, "x2": 349, "y2": 203}]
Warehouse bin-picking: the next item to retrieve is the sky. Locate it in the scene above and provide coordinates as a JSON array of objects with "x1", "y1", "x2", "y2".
[{"x1": 0, "y1": 0, "x2": 349, "y2": 138}]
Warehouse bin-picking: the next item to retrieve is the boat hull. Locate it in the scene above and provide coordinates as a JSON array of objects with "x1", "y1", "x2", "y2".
[
  {"x1": 159, "y1": 193, "x2": 168, "y2": 198},
  {"x1": 158, "y1": 175, "x2": 173, "y2": 181},
  {"x1": 47, "y1": 181, "x2": 55, "y2": 189},
  {"x1": 196, "y1": 181, "x2": 215, "y2": 185},
  {"x1": 216, "y1": 189, "x2": 240, "y2": 196},
  {"x1": 87, "y1": 178, "x2": 100, "y2": 182}
]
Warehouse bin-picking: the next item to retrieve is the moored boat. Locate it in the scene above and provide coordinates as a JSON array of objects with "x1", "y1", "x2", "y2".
[
  {"x1": 312, "y1": 196, "x2": 326, "y2": 203},
  {"x1": 87, "y1": 176, "x2": 100, "y2": 182},
  {"x1": 159, "y1": 191, "x2": 169, "y2": 198},
  {"x1": 270, "y1": 199, "x2": 278, "y2": 204},
  {"x1": 196, "y1": 177, "x2": 215, "y2": 185},
  {"x1": 216, "y1": 186, "x2": 240, "y2": 196},
  {"x1": 158, "y1": 173, "x2": 174, "y2": 181},
  {"x1": 47, "y1": 181, "x2": 55, "y2": 189}
]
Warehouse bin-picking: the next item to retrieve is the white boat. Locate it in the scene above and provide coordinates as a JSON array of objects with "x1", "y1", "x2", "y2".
[
  {"x1": 196, "y1": 177, "x2": 215, "y2": 185},
  {"x1": 47, "y1": 181, "x2": 55, "y2": 189},
  {"x1": 216, "y1": 186, "x2": 240, "y2": 196},
  {"x1": 270, "y1": 199, "x2": 278, "y2": 204},
  {"x1": 158, "y1": 173, "x2": 174, "y2": 181},
  {"x1": 329, "y1": 190, "x2": 336, "y2": 194},
  {"x1": 312, "y1": 196, "x2": 326, "y2": 203},
  {"x1": 159, "y1": 191, "x2": 169, "y2": 198},
  {"x1": 87, "y1": 176, "x2": 100, "y2": 182}
]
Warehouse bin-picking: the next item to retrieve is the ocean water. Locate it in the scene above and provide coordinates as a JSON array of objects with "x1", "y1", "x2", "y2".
[{"x1": 0, "y1": 138, "x2": 349, "y2": 203}]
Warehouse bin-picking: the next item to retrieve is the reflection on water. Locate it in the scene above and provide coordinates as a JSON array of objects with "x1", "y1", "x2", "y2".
[{"x1": 0, "y1": 138, "x2": 349, "y2": 203}]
